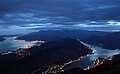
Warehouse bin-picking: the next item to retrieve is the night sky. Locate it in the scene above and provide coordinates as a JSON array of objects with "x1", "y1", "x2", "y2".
[{"x1": 0, "y1": 0, "x2": 120, "y2": 35}]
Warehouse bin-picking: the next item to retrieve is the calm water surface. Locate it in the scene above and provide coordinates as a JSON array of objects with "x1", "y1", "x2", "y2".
[
  {"x1": 0, "y1": 37, "x2": 34, "y2": 52},
  {"x1": 64, "y1": 42, "x2": 120, "y2": 70}
]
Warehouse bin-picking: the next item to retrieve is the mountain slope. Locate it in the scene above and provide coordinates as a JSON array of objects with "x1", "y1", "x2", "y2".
[
  {"x1": 17, "y1": 30, "x2": 108, "y2": 42},
  {"x1": 84, "y1": 32, "x2": 120, "y2": 49},
  {"x1": 0, "y1": 38, "x2": 92, "y2": 74}
]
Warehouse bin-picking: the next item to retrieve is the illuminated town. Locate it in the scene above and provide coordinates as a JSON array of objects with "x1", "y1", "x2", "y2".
[{"x1": 0, "y1": 36, "x2": 45, "y2": 57}]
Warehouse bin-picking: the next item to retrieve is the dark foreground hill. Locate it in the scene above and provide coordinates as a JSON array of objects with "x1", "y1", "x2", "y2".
[{"x1": 0, "y1": 38, "x2": 92, "y2": 74}]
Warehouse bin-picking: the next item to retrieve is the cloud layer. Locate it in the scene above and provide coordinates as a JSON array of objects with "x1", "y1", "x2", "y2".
[{"x1": 0, "y1": 0, "x2": 120, "y2": 30}]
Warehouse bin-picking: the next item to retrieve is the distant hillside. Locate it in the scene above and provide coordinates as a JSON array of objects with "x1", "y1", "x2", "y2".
[
  {"x1": 84, "y1": 32, "x2": 120, "y2": 49},
  {"x1": 17, "y1": 30, "x2": 108, "y2": 42},
  {"x1": 0, "y1": 38, "x2": 92, "y2": 74}
]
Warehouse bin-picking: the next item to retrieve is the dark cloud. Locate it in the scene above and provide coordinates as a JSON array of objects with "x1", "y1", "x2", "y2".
[{"x1": 0, "y1": 0, "x2": 120, "y2": 29}]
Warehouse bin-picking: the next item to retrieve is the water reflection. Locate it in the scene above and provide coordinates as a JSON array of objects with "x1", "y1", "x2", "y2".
[
  {"x1": 64, "y1": 42, "x2": 120, "y2": 70},
  {"x1": 0, "y1": 37, "x2": 34, "y2": 52}
]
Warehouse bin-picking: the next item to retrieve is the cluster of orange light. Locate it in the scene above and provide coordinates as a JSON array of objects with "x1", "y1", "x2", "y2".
[
  {"x1": 0, "y1": 51, "x2": 13, "y2": 55},
  {"x1": 108, "y1": 57, "x2": 113, "y2": 61},
  {"x1": 13, "y1": 36, "x2": 45, "y2": 43},
  {"x1": 83, "y1": 58, "x2": 104, "y2": 70},
  {"x1": 22, "y1": 46, "x2": 33, "y2": 50},
  {"x1": 0, "y1": 45, "x2": 32, "y2": 56},
  {"x1": 83, "y1": 56, "x2": 114, "y2": 71},
  {"x1": 42, "y1": 55, "x2": 89, "y2": 74},
  {"x1": 30, "y1": 40, "x2": 45, "y2": 43},
  {"x1": 1, "y1": 36, "x2": 45, "y2": 57}
]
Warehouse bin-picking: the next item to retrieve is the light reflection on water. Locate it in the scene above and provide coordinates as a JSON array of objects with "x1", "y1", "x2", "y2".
[
  {"x1": 64, "y1": 42, "x2": 120, "y2": 70},
  {"x1": 0, "y1": 37, "x2": 34, "y2": 52},
  {"x1": 1, "y1": 37, "x2": 120, "y2": 71}
]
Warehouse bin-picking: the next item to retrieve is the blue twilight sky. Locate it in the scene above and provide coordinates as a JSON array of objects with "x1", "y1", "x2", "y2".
[{"x1": 0, "y1": 0, "x2": 120, "y2": 35}]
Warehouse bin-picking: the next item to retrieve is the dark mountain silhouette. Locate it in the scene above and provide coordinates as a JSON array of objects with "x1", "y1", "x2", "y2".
[
  {"x1": 17, "y1": 30, "x2": 108, "y2": 42},
  {"x1": 0, "y1": 54, "x2": 21, "y2": 67},
  {"x1": 84, "y1": 32, "x2": 120, "y2": 49},
  {"x1": 0, "y1": 38, "x2": 92, "y2": 74}
]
